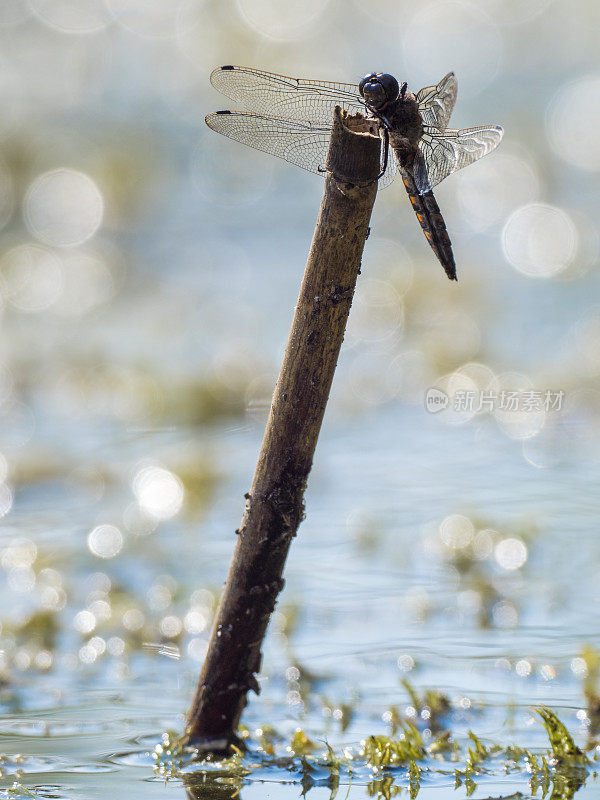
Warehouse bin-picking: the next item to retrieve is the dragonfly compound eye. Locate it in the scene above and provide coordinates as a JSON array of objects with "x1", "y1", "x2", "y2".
[
  {"x1": 358, "y1": 72, "x2": 379, "y2": 97},
  {"x1": 378, "y1": 74, "x2": 400, "y2": 103},
  {"x1": 359, "y1": 72, "x2": 399, "y2": 109}
]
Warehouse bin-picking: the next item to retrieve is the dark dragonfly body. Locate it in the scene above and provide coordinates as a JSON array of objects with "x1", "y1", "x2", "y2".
[
  {"x1": 358, "y1": 71, "x2": 457, "y2": 279},
  {"x1": 206, "y1": 66, "x2": 503, "y2": 281}
]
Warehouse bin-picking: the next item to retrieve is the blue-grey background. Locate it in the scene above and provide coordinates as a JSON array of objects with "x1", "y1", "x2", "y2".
[{"x1": 0, "y1": 0, "x2": 599, "y2": 797}]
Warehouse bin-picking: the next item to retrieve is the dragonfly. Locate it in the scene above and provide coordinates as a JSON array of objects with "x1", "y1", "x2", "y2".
[{"x1": 205, "y1": 66, "x2": 503, "y2": 281}]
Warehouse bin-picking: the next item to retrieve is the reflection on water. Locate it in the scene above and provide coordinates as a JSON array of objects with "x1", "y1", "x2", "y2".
[{"x1": 0, "y1": 0, "x2": 600, "y2": 798}]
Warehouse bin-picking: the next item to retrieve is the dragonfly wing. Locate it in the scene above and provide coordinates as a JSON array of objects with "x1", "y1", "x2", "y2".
[
  {"x1": 207, "y1": 110, "x2": 393, "y2": 186},
  {"x1": 415, "y1": 72, "x2": 458, "y2": 132},
  {"x1": 206, "y1": 111, "x2": 333, "y2": 175},
  {"x1": 414, "y1": 124, "x2": 504, "y2": 194},
  {"x1": 379, "y1": 142, "x2": 397, "y2": 189},
  {"x1": 210, "y1": 65, "x2": 366, "y2": 123}
]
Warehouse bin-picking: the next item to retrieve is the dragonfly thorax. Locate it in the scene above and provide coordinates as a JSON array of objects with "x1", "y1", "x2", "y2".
[{"x1": 358, "y1": 72, "x2": 401, "y2": 111}]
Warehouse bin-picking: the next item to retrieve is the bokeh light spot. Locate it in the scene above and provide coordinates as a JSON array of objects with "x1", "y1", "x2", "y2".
[
  {"x1": 160, "y1": 615, "x2": 183, "y2": 638},
  {"x1": 79, "y1": 643, "x2": 98, "y2": 663},
  {"x1": 494, "y1": 537, "x2": 528, "y2": 570},
  {"x1": 53, "y1": 250, "x2": 114, "y2": 316},
  {"x1": 2, "y1": 538, "x2": 36, "y2": 568},
  {"x1": 87, "y1": 524, "x2": 123, "y2": 559},
  {"x1": 515, "y1": 659, "x2": 532, "y2": 677},
  {"x1": 133, "y1": 466, "x2": 184, "y2": 520},
  {"x1": 0, "y1": 483, "x2": 13, "y2": 517},
  {"x1": 502, "y1": 203, "x2": 577, "y2": 278},
  {"x1": 456, "y1": 152, "x2": 539, "y2": 232},
  {"x1": 122, "y1": 608, "x2": 144, "y2": 631},
  {"x1": 25, "y1": 169, "x2": 103, "y2": 247},
  {"x1": 184, "y1": 609, "x2": 208, "y2": 634},
  {"x1": 547, "y1": 74, "x2": 600, "y2": 172},
  {"x1": 571, "y1": 657, "x2": 588, "y2": 678},
  {"x1": 88, "y1": 636, "x2": 106, "y2": 655},
  {"x1": 187, "y1": 638, "x2": 207, "y2": 661},
  {"x1": 397, "y1": 654, "x2": 415, "y2": 672},
  {"x1": 0, "y1": 244, "x2": 63, "y2": 312},
  {"x1": 8, "y1": 565, "x2": 35, "y2": 593},
  {"x1": 491, "y1": 372, "x2": 546, "y2": 440},
  {"x1": 540, "y1": 664, "x2": 556, "y2": 681},
  {"x1": 147, "y1": 581, "x2": 173, "y2": 610},
  {"x1": 107, "y1": 636, "x2": 125, "y2": 656},
  {"x1": 440, "y1": 514, "x2": 474, "y2": 549},
  {"x1": 73, "y1": 609, "x2": 96, "y2": 634}
]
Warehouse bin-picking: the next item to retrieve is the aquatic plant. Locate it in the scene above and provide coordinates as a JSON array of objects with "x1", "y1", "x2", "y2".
[
  {"x1": 362, "y1": 724, "x2": 427, "y2": 767},
  {"x1": 401, "y1": 678, "x2": 451, "y2": 731},
  {"x1": 535, "y1": 707, "x2": 589, "y2": 766},
  {"x1": 148, "y1": 702, "x2": 600, "y2": 799}
]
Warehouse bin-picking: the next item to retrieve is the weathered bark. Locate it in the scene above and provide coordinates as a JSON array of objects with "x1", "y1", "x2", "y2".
[{"x1": 184, "y1": 107, "x2": 381, "y2": 750}]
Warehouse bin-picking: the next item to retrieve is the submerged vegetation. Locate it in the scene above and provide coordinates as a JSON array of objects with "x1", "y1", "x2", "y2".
[{"x1": 152, "y1": 703, "x2": 598, "y2": 800}]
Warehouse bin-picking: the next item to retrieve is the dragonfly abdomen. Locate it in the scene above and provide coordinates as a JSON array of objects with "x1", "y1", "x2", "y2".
[{"x1": 400, "y1": 170, "x2": 457, "y2": 281}]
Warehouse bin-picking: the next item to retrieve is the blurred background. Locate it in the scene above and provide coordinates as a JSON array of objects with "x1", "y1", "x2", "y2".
[{"x1": 1, "y1": 0, "x2": 600, "y2": 797}]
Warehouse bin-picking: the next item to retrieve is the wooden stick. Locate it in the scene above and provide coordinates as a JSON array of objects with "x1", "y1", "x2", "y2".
[{"x1": 185, "y1": 107, "x2": 381, "y2": 750}]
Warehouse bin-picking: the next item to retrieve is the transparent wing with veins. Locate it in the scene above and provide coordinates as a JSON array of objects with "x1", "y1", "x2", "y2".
[
  {"x1": 207, "y1": 66, "x2": 504, "y2": 193},
  {"x1": 209, "y1": 65, "x2": 366, "y2": 123},
  {"x1": 415, "y1": 71, "x2": 458, "y2": 133},
  {"x1": 413, "y1": 125, "x2": 504, "y2": 194},
  {"x1": 205, "y1": 110, "x2": 397, "y2": 187}
]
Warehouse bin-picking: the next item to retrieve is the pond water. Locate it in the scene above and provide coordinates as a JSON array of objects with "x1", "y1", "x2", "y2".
[{"x1": 1, "y1": 1, "x2": 600, "y2": 799}]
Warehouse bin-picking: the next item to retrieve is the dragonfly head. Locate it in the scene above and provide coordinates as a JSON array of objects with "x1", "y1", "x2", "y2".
[{"x1": 358, "y1": 72, "x2": 400, "y2": 110}]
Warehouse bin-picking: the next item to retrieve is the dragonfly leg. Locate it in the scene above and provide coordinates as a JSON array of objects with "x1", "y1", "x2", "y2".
[{"x1": 377, "y1": 127, "x2": 389, "y2": 180}]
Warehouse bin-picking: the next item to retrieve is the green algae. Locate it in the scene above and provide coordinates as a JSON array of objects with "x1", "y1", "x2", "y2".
[
  {"x1": 408, "y1": 760, "x2": 421, "y2": 798},
  {"x1": 290, "y1": 730, "x2": 318, "y2": 756},
  {"x1": 366, "y1": 774, "x2": 402, "y2": 800},
  {"x1": 362, "y1": 724, "x2": 427, "y2": 767},
  {"x1": 578, "y1": 645, "x2": 600, "y2": 733},
  {"x1": 2, "y1": 784, "x2": 41, "y2": 798},
  {"x1": 401, "y1": 678, "x2": 451, "y2": 731},
  {"x1": 535, "y1": 707, "x2": 589, "y2": 766},
  {"x1": 151, "y1": 702, "x2": 598, "y2": 800}
]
